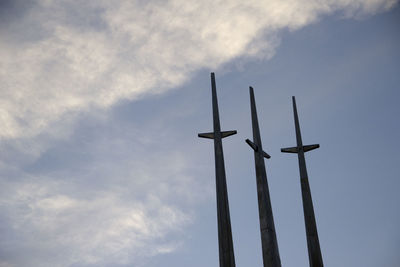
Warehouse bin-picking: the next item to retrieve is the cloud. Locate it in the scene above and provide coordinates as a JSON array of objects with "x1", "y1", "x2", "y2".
[
  {"x1": 0, "y1": 0, "x2": 397, "y2": 140},
  {"x1": 0, "y1": 114, "x2": 200, "y2": 266},
  {"x1": 0, "y1": 176, "x2": 190, "y2": 266},
  {"x1": 0, "y1": 0, "x2": 398, "y2": 266}
]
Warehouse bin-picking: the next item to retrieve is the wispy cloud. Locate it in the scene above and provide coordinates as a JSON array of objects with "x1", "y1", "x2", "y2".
[
  {"x1": 0, "y1": 0, "x2": 398, "y2": 266},
  {"x1": 0, "y1": 113, "x2": 199, "y2": 266},
  {"x1": 1, "y1": 177, "x2": 190, "y2": 266},
  {"x1": 0, "y1": 0, "x2": 396, "y2": 139}
]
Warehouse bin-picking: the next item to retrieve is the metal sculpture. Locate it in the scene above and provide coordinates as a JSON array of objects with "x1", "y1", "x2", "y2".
[
  {"x1": 198, "y1": 73, "x2": 237, "y2": 267},
  {"x1": 245, "y1": 86, "x2": 282, "y2": 267},
  {"x1": 281, "y1": 96, "x2": 323, "y2": 267}
]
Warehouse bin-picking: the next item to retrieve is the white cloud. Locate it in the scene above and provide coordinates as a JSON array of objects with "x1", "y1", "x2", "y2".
[
  {"x1": 0, "y1": 110, "x2": 208, "y2": 266},
  {"x1": 0, "y1": 0, "x2": 398, "y2": 266},
  {"x1": 0, "y1": 0, "x2": 397, "y2": 139},
  {"x1": 0, "y1": 154, "x2": 194, "y2": 266}
]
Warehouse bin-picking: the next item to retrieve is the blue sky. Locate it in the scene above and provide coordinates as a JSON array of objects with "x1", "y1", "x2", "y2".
[{"x1": 0, "y1": 1, "x2": 399, "y2": 266}]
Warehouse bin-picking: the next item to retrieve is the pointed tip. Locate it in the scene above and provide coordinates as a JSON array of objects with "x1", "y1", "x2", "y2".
[
  {"x1": 249, "y1": 86, "x2": 254, "y2": 94},
  {"x1": 210, "y1": 73, "x2": 216, "y2": 86},
  {"x1": 292, "y1": 96, "x2": 297, "y2": 107},
  {"x1": 210, "y1": 73, "x2": 216, "y2": 88},
  {"x1": 249, "y1": 86, "x2": 255, "y2": 103}
]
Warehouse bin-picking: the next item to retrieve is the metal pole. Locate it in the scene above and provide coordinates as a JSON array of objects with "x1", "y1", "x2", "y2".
[
  {"x1": 281, "y1": 96, "x2": 323, "y2": 267},
  {"x1": 198, "y1": 73, "x2": 237, "y2": 267},
  {"x1": 245, "y1": 87, "x2": 281, "y2": 267}
]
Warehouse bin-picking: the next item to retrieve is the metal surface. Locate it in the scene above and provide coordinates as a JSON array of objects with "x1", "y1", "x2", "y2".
[
  {"x1": 198, "y1": 73, "x2": 237, "y2": 267},
  {"x1": 245, "y1": 87, "x2": 281, "y2": 267},
  {"x1": 281, "y1": 96, "x2": 323, "y2": 267}
]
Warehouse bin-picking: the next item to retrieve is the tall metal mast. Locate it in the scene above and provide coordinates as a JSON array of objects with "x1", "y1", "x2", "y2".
[
  {"x1": 245, "y1": 87, "x2": 281, "y2": 267},
  {"x1": 198, "y1": 73, "x2": 237, "y2": 267},
  {"x1": 281, "y1": 96, "x2": 323, "y2": 267}
]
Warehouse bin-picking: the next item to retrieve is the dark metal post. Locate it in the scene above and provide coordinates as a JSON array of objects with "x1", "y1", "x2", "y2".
[
  {"x1": 245, "y1": 87, "x2": 281, "y2": 267},
  {"x1": 198, "y1": 73, "x2": 237, "y2": 267},
  {"x1": 281, "y1": 96, "x2": 323, "y2": 267}
]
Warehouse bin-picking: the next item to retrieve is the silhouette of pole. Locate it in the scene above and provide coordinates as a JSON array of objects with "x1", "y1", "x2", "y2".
[
  {"x1": 198, "y1": 73, "x2": 237, "y2": 267},
  {"x1": 281, "y1": 96, "x2": 323, "y2": 267},
  {"x1": 245, "y1": 87, "x2": 281, "y2": 267}
]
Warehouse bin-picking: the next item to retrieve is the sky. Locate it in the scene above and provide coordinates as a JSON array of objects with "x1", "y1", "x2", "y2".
[{"x1": 0, "y1": 0, "x2": 399, "y2": 266}]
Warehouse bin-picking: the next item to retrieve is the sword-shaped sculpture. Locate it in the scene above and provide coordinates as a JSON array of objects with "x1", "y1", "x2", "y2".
[
  {"x1": 198, "y1": 73, "x2": 237, "y2": 267},
  {"x1": 281, "y1": 96, "x2": 323, "y2": 267},
  {"x1": 245, "y1": 87, "x2": 281, "y2": 267}
]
